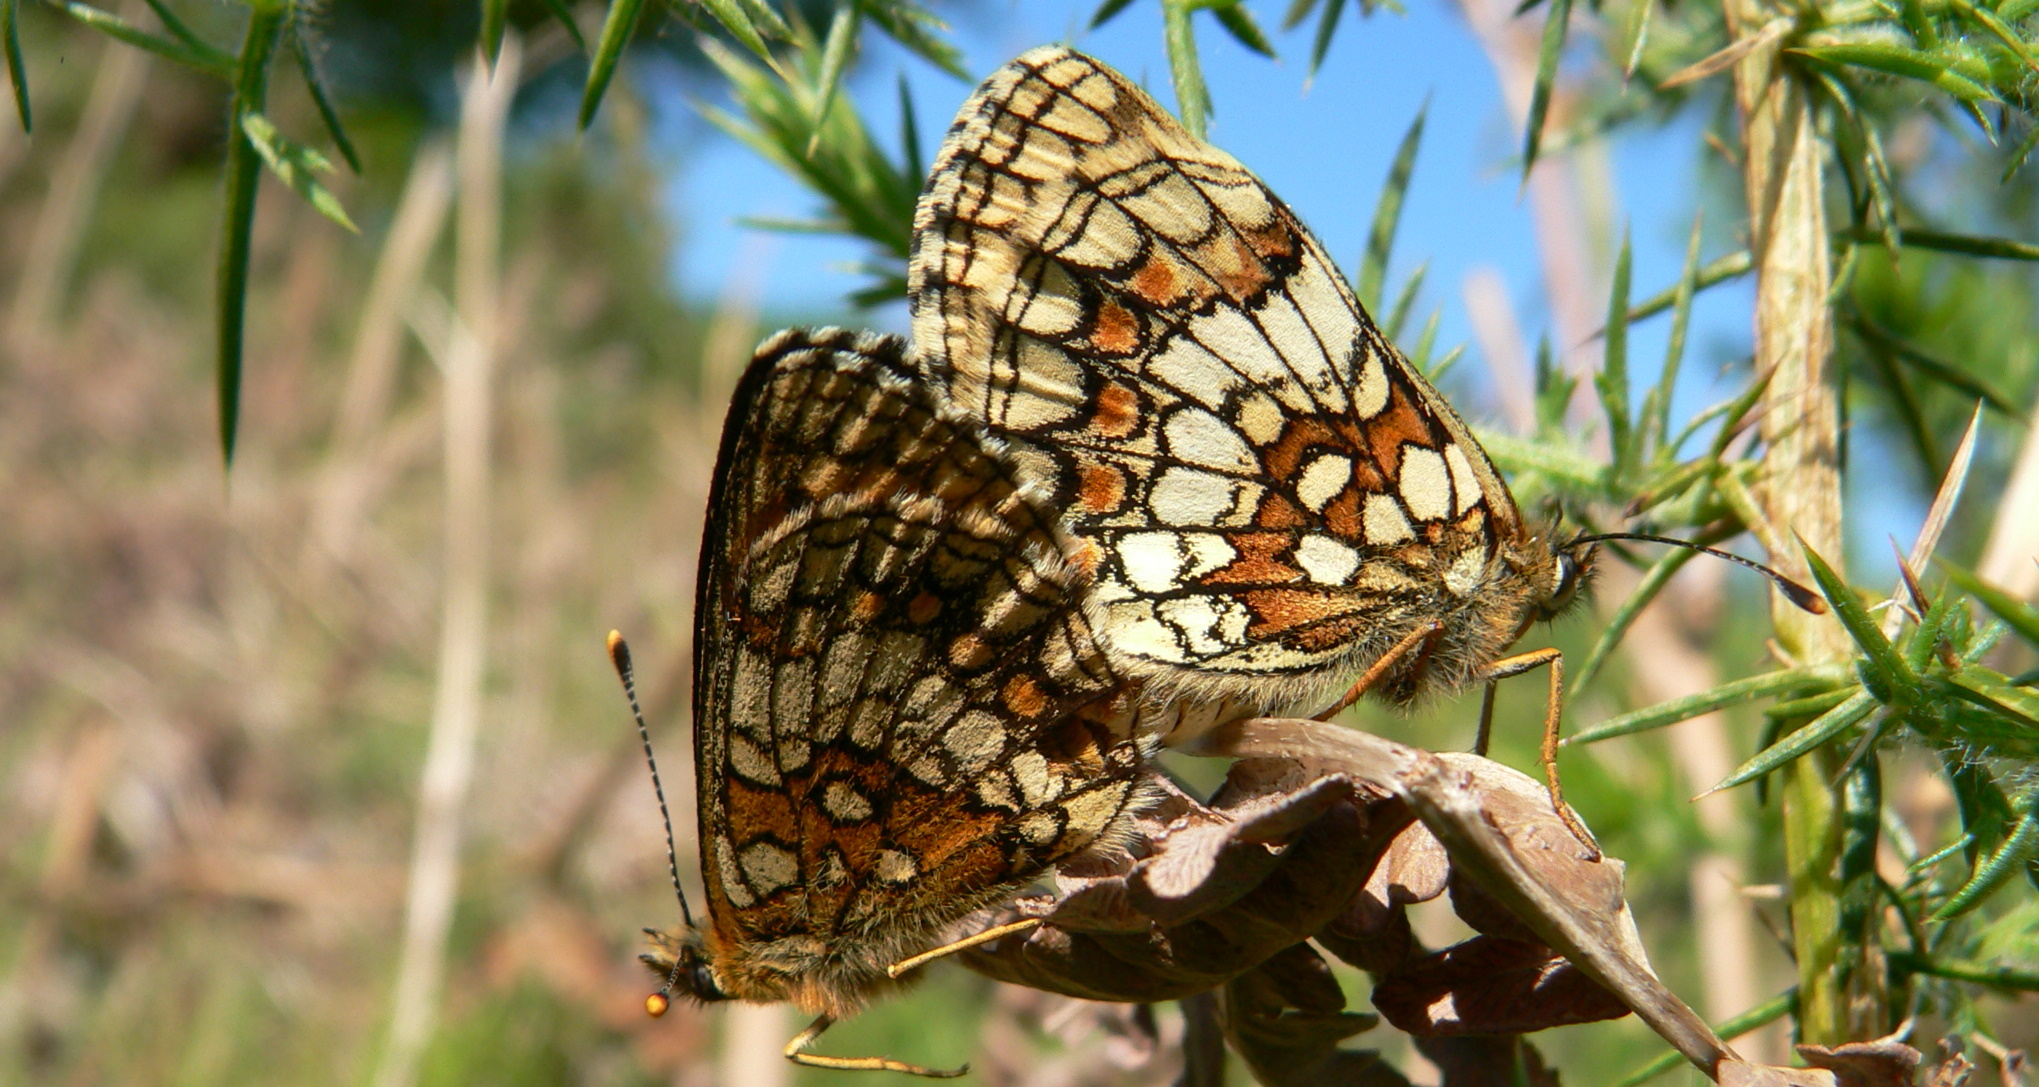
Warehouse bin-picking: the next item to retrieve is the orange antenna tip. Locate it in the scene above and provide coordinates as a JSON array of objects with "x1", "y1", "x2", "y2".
[{"x1": 645, "y1": 992, "x2": 670, "y2": 1018}]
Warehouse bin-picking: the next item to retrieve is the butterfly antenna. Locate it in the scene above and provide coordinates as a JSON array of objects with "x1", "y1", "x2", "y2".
[
  {"x1": 608, "y1": 631, "x2": 692, "y2": 1016},
  {"x1": 1570, "y1": 533, "x2": 1829, "y2": 614}
]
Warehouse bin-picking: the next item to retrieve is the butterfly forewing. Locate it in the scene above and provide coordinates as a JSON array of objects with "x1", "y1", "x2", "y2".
[
  {"x1": 692, "y1": 328, "x2": 1149, "y2": 1013},
  {"x1": 908, "y1": 48, "x2": 1541, "y2": 714}
]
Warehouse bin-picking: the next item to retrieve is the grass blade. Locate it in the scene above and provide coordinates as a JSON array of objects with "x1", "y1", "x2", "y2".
[
  {"x1": 1644, "y1": 212, "x2": 1705, "y2": 454},
  {"x1": 536, "y1": 0, "x2": 589, "y2": 52},
  {"x1": 3, "y1": 0, "x2": 27, "y2": 131},
  {"x1": 1800, "y1": 541, "x2": 1918, "y2": 701},
  {"x1": 1930, "y1": 789, "x2": 2039, "y2": 919},
  {"x1": 1837, "y1": 225, "x2": 2039, "y2": 261},
  {"x1": 1616, "y1": 250, "x2": 1751, "y2": 326},
  {"x1": 1609, "y1": 990, "x2": 1796, "y2": 1087},
  {"x1": 240, "y1": 111, "x2": 358, "y2": 232},
  {"x1": 1308, "y1": 0, "x2": 1346, "y2": 78},
  {"x1": 1163, "y1": 0, "x2": 1209, "y2": 140},
  {"x1": 1709, "y1": 690, "x2": 1878, "y2": 794},
  {"x1": 1091, "y1": 0, "x2": 1139, "y2": 27},
  {"x1": 1565, "y1": 664, "x2": 1851, "y2": 745},
  {"x1": 1211, "y1": 2, "x2": 1277, "y2": 58},
  {"x1": 1939, "y1": 562, "x2": 2039, "y2": 648},
  {"x1": 1572, "y1": 537, "x2": 1703, "y2": 691},
  {"x1": 217, "y1": 4, "x2": 289, "y2": 467},
  {"x1": 292, "y1": 23, "x2": 359, "y2": 173},
  {"x1": 810, "y1": 1, "x2": 860, "y2": 143},
  {"x1": 698, "y1": 0, "x2": 772, "y2": 62},
  {"x1": 579, "y1": 0, "x2": 645, "y2": 130},
  {"x1": 51, "y1": 0, "x2": 234, "y2": 77},
  {"x1": 1598, "y1": 226, "x2": 1634, "y2": 475},
  {"x1": 481, "y1": 0, "x2": 507, "y2": 64},
  {"x1": 1358, "y1": 102, "x2": 1426, "y2": 312},
  {"x1": 1521, "y1": 0, "x2": 1572, "y2": 179},
  {"x1": 1788, "y1": 43, "x2": 1999, "y2": 103}
]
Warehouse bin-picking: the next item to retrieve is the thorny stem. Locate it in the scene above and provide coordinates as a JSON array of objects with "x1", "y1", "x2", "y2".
[{"x1": 1724, "y1": 0, "x2": 1884, "y2": 1045}]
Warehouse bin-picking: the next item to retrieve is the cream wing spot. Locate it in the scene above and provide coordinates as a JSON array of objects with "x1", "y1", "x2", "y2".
[
  {"x1": 739, "y1": 841, "x2": 800, "y2": 897},
  {"x1": 1294, "y1": 534, "x2": 1362, "y2": 586},
  {"x1": 1146, "y1": 336, "x2": 1241, "y2": 408},
  {"x1": 820, "y1": 781, "x2": 875, "y2": 823},
  {"x1": 1363, "y1": 492, "x2": 1416, "y2": 544},
  {"x1": 875, "y1": 849, "x2": 919, "y2": 885},
  {"x1": 1119, "y1": 531, "x2": 1189, "y2": 594},
  {"x1": 1187, "y1": 308, "x2": 1300, "y2": 402},
  {"x1": 1162, "y1": 406, "x2": 1256, "y2": 472},
  {"x1": 1295, "y1": 453, "x2": 1352, "y2": 513},
  {"x1": 1445, "y1": 548, "x2": 1488, "y2": 597},
  {"x1": 1151, "y1": 467, "x2": 1260, "y2": 526},
  {"x1": 1445, "y1": 443, "x2": 1484, "y2": 516},
  {"x1": 715, "y1": 835, "x2": 755, "y2": 908},
  {"x1": 1398, "y1": 445, "x2": 1453, "y2": 522},
  {"x1": 943, "y1": 710, "x2": 1008, "y2": 774},
  {"x1": 1259, "y1": 292, "x2": 1345, "y2": 411},
  {"x1": 1233, "y1": 390, "x2": 1286, "y2": 446},
  {"x1": 1182, "y1": 532, "x2": 1238, "y2": 579},
  {"x1": 1352, "y1": 342, "x2": 1391, "y2": 419}
]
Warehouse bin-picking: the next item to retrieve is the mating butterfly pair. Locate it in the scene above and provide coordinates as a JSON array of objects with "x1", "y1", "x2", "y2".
[{"x1": 639, "y1": 46, "x2": 1594, "y2": 1074}]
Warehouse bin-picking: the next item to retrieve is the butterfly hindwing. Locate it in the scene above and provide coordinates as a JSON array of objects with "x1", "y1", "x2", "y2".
[
  {"x1": 909, "y1": 48, "x2": 1530, "y2": 712},
  {"x1": 693, "y1": 328, "x2": 1148, "y2": 995}
]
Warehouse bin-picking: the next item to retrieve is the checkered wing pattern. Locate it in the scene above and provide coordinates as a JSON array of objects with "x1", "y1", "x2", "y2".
[
  {"x1": 692, "y1": 328, "x2": 1149, "y2": 1005},
  {"x1": 909, "y1": 47, "x2": 1542, "y2": 714}
]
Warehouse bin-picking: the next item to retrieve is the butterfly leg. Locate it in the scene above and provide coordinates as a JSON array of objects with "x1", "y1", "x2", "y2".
[
  {"x1": 784, "y1": 1015, "x2": 968, "y2": 1078},
  {"x1": 1478, "y1": 648, "x2": 1601, "y2": 860},
  {"x1": 887, "y1": 917, "x2": 1044, "y2": 978},
  {"x1": 1313, "y1": 621, "x2": 1444, "y2": 721}
]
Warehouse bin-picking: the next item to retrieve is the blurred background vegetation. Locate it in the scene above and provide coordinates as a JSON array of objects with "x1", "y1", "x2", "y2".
[{"x1": 1, "y1": 1, "x2": 2035, "y2": 1085}]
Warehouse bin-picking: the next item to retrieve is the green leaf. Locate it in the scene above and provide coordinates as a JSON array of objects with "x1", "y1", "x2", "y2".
[
  {"x1": 1091, "y1": 0, "x2": 1139, "y2": 27},
  {"x1": 1358, "y1": 103, "x2": 1426, "y2": 312},
  {"x1": 1521, "y1": 0, "x2": 1572, "y2": 179},
  {"x1": 1800, "y1": 541, "x2": 1918, "y2": 702},
  {"x1": 1210, "y1": 2, "x2": 1277, "y2": 58},
  {"x1": 3, "y1": 0, "x2": 27, "y2": 132},
  {"x1": 580, "y1": 0, "x2": 645, "y2": 130},
  {"x1": 481, "y1": 0, "x2": 508, "y2": 64},
  {"x1": 1931, "y1": 788, "x2": 2039, "y2": 919},
  {"x1": 1940, "y1": 562, "x2": 2039, "y2": 648},
  {"x1": 292, "y1": 24, "x2": 359, "y2": 174},
  {"x1": 218, "y1": 7, "x2": 289, "y2": 468},
  {"x1": 1890, "y1": 953, "x2": 2039, "y2": 992},
  {"x1": 1597, "y1": 227, "x2": 1634, "y2": 476},
  {"x1": 1788, "y1": 43, "x2": 2000, "y2": 103},
  {"x1": 239, "y1": 112, "x2": 358, "y2": 233},
  {"x1": 51, "y1": 0, "x2": 234, "y2": 78},
  {"x1": 1163, "y1": 0, "x2": 1210, "y2": 140},
  {"x1": 1566, "y1": 665, "x2": 1852, "y2": 745},
  {"x1": 1282, "y1": 0, "x2": 1321, "y2": 29},
  {"x1": 1710, "y1": 690, "x2": 1879, "y2": 793}
]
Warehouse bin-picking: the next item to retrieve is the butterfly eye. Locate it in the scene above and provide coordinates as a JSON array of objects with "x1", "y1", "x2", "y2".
[{"x1": 1537, "y1": 549, "x2": 1587, "y2": 620}]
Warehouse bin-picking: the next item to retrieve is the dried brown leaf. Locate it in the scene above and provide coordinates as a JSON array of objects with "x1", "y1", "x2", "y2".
[{"x1": 1370, "y1": 935, "x2": 1630, "y2": 1035}]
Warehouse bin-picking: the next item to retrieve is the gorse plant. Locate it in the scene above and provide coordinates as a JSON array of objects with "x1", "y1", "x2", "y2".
[{"x1": 6, "y1": 0, "x2": 2038, "y2": 1080}]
